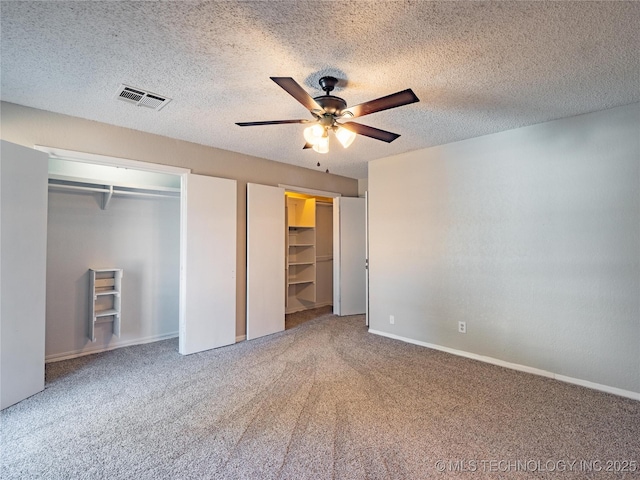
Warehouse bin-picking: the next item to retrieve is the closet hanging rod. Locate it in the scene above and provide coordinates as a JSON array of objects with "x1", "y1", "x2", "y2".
[
  {"x1": 112, "y1": 190, "x2": 179, "y2": 199},
  {"x1": 48, "y1": 183, "x2": 109, "y2": 194},
  {"x1": 48, "y1": 173, "x2": 180, "y2": 193},
  {"x1": 48, "y1": 181, "x2": 180, "y2": 199}
]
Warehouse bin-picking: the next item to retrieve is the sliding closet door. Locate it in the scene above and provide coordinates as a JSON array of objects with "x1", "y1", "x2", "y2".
[
  {"x1": 1, "y1": 141, "x2": 48, "y2": 409},
  {"x1": 334, "y1": 197, "x2": 367, "y2": 316},
  {"x1": 179, "y1": 174, "x2": 237, "y2": 355},
  {"x1": 246, "y1": 183, "x2": 285, "y2": 340}
]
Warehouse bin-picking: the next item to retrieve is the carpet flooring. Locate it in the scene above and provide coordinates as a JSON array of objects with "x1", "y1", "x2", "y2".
[
  {"x1": 285, "y1": 305, "x2": 333, "y2": 330},
  {"x1": 1, "y1": 313, "x2": 638, "y2": 479}
]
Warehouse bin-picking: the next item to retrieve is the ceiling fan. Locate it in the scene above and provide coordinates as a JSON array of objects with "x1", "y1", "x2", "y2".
[{"x1": 236, "y1": 76, "x2": 419, "y2": 154}]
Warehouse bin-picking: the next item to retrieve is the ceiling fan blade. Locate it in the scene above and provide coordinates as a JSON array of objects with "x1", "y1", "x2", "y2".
[
  {"x1": 341, "y1": 121, "x2": 401, "y2": 143},
  {"x1": 270, "y1": 77, "x2": 325, "y2": 113},
  {"x1": 342, "y1": 89, "x2": 419, "y2": 119},
  {"x1": 236, "y1": 119, "x2": 312, "y2": 126},
  {"x1": 303, "y1": 143, "x2": 313, "y2": 149}
]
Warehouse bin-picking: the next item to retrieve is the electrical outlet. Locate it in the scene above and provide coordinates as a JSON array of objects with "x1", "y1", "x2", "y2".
[
  {"x1": 458, "y1": 321, "x2": 467, "y2": 334},
  {"x1": 390, "y1": 315, "x2": 395, "y2": 325}
]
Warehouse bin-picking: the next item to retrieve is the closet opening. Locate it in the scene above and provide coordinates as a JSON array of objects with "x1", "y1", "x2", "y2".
[
  {"x1": 37, "y1": 147, "x2": 188, "y2": 362},
  {"x1": 284, "y1": 191, "x2": 334, "y2": 330}
]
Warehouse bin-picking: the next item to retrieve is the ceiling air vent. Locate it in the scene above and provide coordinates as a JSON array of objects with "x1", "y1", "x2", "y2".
[{"x1": 115, "y1": 84, "x2": 171, "y2": 111}]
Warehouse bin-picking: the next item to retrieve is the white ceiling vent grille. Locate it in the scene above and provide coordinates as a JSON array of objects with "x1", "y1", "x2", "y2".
[{"x1": 115, "y1": 84, "x2": 171, "y2": 111}]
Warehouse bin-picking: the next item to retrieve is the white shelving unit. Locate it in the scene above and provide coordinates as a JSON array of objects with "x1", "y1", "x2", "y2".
[
  {"x1": 286, "y1": 195, "x2": 316, "y2": 313},
  {"x1": 89, "y1": 268, "x2": 123, "y2": 341}
]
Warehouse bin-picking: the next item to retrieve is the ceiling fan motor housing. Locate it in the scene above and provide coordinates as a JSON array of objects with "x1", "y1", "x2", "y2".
[
  {"x1": 314, "y1": 76, "x2": 346, "y2": 115},
  {"x1": 314, "y1": 95, "x2": 347, "y2": 115}
]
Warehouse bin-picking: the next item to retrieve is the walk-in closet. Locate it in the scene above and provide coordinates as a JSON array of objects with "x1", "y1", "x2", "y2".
[
  {"x1": 246, "y1": 183, "x2": 366, "y2": 340},
  {"x1": 285, "y1": 192, "x2": 334, "y2": 315}
]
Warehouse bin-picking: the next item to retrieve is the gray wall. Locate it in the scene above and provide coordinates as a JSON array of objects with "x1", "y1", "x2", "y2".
[
  {"x1": 369, "y1": 102, "x2": 640, "y2": 394},
  {"x1": 1, "y1": 102, "x2": 359, "y2": 340}
]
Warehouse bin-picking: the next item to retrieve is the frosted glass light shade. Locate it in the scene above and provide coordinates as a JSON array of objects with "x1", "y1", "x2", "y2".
[
  {"x1": 335, "y1": 126, "x2": 356, "y2": 148},
  {"x1": 312, "y1": 136, "x2": 329, "y2": 154},
  {"x1": 303, "y1": 124, "x2": 325, "y2": 145}
]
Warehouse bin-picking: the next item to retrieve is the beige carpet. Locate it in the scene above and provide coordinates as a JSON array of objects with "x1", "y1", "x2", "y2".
[
  {"x1": 285, "y1": 305, "x2": 333, "y2": 330},
  {"x1": 1, "y1": 312, "x2": 638, "y2": 479}
]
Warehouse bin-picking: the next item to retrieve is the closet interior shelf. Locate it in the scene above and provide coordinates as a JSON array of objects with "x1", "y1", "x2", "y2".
[{"x1": 48, "y1": 174, "x2": 180, "y2": 209}]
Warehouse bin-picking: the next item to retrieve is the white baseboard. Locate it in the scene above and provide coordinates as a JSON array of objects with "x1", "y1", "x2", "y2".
[
  {"x1": 45, "y1": 331, "x2": 179, "y2": 363},
  {"x1": 368, "y1": 329, "x2": 640, "y2": 401},
  {"x1": 235, "y1": 335, "x2": 246, "y2": 343}
]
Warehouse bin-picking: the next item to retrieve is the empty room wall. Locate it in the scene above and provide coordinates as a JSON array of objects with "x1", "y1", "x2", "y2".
[
  {"x1": 369, "y1": 102, "x2": 640, "y2": 396},
  {"x1": 0, "y1": 102, "x2": 358, "y2": 339},
  {"x1": 46, "y1": 189, "x2": 180, "y2": 359}
]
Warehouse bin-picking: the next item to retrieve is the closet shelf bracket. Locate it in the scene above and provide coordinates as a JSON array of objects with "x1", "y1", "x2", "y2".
[{"x1": 102, "y1": 185, "x2": 114, "y2": 210}]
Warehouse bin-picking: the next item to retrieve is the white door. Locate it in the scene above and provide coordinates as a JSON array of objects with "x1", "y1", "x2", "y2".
[
  {"x1": 365, "y1": 192, "x2": 370, "y2": 326},
  {"x1": 333, "y1": 197, "x2": 367, "y2": 316},
  {"x1": 1, "y1": 141, "x2": 48, "y2": 409},
  {"x1": 246, "y1": 183, "x2": 285, "y2": 340},
  {"x1": 179, "y1": 174, "x2": 237, "y2": 355}
]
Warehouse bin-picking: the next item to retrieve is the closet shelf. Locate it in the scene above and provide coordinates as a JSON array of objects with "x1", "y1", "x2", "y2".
[
  {"x1": 95, "y1": 290, "x2": 119, "y2": 297},
  {"x1": 48, "y1": 174, "x2": 179, "y2": 210},
  {"x1": 288, "y1": 279, "x2": 315, "y2": 286},
  {"x1": 95, "y1": 308, "x2": 119, "y2": 318},
  {"x1": 289, "y1": 243, "x2": 314, "y2": 247}
]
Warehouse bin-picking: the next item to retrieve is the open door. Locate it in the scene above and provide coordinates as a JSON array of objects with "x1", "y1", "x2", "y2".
[
  {"x1": 365, "y1": 191, "x2": 370, "y2": 326},
  {"x1": 333, "y1": 197, "x2": 367, "y2": 316},
  {"x1": 1, "y1": 141, "x2": 49, "y2": 409},
  {"x1": 179, "y1": 173, "x2": 237, "y2": 355},
  {"x1": 246, "y1": 183, "x2": 285, "y2": 340}
]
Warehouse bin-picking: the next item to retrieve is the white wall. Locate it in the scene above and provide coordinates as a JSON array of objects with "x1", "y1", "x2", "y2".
[
  {"x1": 369, "y1": 102, "x2": 640, "y2": 395},
  {"x1": 46, "y1": 189, "x2": 180, "y2": 359}
]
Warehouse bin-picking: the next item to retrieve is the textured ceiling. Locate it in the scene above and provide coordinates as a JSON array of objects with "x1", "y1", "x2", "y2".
[{"x1": 1, "y1": 1, "x2": 639, "y2": 179}]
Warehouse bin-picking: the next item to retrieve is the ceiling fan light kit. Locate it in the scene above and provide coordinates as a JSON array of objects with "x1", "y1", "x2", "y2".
[
  {"x1": 313, "y1": 136, "x2": 330, "y2": 154},
  {"x1": 236, "y1": 75, "x2": 419, "y2": 155},
  {"x1": 303, "y1": 123, "x2": 325, "y2": 145},
  {"x1": 335, "y1": 125, "x2": 357, "y2": 149}
]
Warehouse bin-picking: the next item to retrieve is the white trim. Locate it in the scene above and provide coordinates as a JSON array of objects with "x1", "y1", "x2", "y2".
[
  {"x1": 235, "y1": 335, "x2": 246, "y2": 343},
  {"x1": 34, "y1": 146, "x2": 191, "y2": 175},
  {"x1": 368, "y1": 329, "x2": 640, "y2": 401},
  {"x1": 278, "y1": 184, "x2": 342, "y2": 198},
  {"x1": 553, "y1": 374, "x2": 640, "y2": 401},
  {"x1": 45, "y1": 332, "x2": 179, "y2": 363}
]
